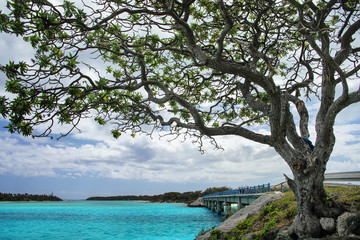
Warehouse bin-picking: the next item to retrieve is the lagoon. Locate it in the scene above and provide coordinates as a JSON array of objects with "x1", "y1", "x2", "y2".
[{"x1": 0, "y1": 200, "x2": 222, "y2": 240}]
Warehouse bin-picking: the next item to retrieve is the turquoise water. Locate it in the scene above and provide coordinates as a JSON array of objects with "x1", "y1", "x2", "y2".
[{"x1": 0, "y1": 201, "x2": 221, "y2": 240}]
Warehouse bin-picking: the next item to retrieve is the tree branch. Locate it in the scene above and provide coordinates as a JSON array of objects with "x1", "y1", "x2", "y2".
[{"x1": 216, "y1": 0, "x2": 234, "y2": 61}]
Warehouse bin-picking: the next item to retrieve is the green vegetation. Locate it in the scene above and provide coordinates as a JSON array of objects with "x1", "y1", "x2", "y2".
[
  {"x1": 87, "y1": 186, "x2": 231, "y2": 203},
  {"x1": 206, "y1": 186, "x2": 360, "y2": 240},
  {"x1": 195, "y1": 226, "x2": 217, "y2": 238},
  {"x1": 0, "y1": 192, "x2": 62, "y2": 201},
  {"x1": 326, "y1": 186, "x2": 360, "y2": 213}
]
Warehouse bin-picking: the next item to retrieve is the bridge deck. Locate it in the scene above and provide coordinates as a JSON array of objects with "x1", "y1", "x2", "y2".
[
  {"x1": 202, "y1": 184, "x2": 271, "y2": 215},
  {"x1": 324, "y1": 171, "x2": 360, "y2": 181},
  {"x1": 202, "y1": 172, "x2": 359, "y2": 215}
]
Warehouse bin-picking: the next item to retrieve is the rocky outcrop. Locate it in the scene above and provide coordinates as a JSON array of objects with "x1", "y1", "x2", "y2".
[
  {"x1": 273, "y1": 212, "x2": 360, "y2": 240},
  {"x1": 195, "y1": 195, "x2": 360, "y2": 240},
  {"x1": 320, "y1": 217, "x2": 336, "y2": 234},
  {"x1": 188, "y1": 197, "x2": 204, "y2": 207},
  {"x1": 303, "y1": 236, "x2": 360, "y2": 240},
  {"x1": 274, "y1": 227, "x2": 292, "y2": 240},
  {"x1": 337, "y1": 212, "x2": 360, "y2": 237},
  {"x1": 195, "y1": 193, "x2": 285, "y2": 240}
]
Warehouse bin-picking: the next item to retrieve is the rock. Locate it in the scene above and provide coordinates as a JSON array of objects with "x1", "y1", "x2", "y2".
[
  {"x1": 263, "y1": 229, "x2": 279, "y2": 240},
  {"x1": 241, "y1": 232, "x2": 257, "y2": 239},
  {"x1": 337, "y1": 212, "x2": 360, "y2": 236},
  {"x1": 320, "y1": 217, "x2": 335, "y2": 234},
  {"x1": 195, "y1": 193, "x2": 285, "y2": 240},
  {"x1": 187, "y1": 197, "x2": 204, "y2": 207},
  {"x1": 337, "y1": 212, "x2": 353, "y2": 236},
  {"x1": 304, "y1": 237, "x2": 360, "y2": 240},
  {"x1": 216, "y1": 193, "x2": 285, "y2": 233},
  {"x1": 347, "y1": 214, "x2": 360, "y2": 235},
  {"x1": 275, "y1": 227, "x2": 294, "y2": 240}
]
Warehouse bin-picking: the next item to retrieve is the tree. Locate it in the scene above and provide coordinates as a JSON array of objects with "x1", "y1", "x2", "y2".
[{"x1": 0, "y1": 0, "x2": 359, "y2": 238}]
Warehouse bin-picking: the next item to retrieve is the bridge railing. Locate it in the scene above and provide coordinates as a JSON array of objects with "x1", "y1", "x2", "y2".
[
  {"x1": 324, "y1": 171, "x2": 360, "y2": 182},
  {"x1": 203, "y1": 183, "x2": 272, "y2": 198}
]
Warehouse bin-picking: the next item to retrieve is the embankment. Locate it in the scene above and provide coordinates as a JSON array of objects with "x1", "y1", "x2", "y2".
[
  {"x1": 195, "y1": 186, "x2": 360, "y2": 240},
  {"x1": 196, "y1": 193, "x2": 285, "y2": 240}
]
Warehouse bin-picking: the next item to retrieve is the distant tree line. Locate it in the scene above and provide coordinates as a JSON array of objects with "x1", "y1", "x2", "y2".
[
  {"x1": 0, "y1": 192, "x2": 62, "y2": 201},
  {"x1": 87, "y1": 186, "x2": 232, "y2": 203}
]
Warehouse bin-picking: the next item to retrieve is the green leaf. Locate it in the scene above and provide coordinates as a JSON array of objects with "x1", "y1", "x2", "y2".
[
  {"x1": 96, "y1": 78, "x2": 108, "y2": 89},
  {"x1": 106, "y1": 66, "x2": 113, "y2": 73},
  {"x1": 0, "y1": 96, "x2": 9, "y2": 117},
  {"x1": 111, "y1": 129, "x2": 122, "y2": 139},
  {"x1": 18, "y1": 121, "x2": 33, "y2": 136},
  {"x1": 5, "y1": 79, "x2": 23, "y2": 94},
  {"x1": 95, "y1": 117, "x2": 106, "y2": 125}
]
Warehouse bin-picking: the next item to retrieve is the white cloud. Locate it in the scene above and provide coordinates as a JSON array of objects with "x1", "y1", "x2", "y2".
[
  {"x1": 335, "y1": 104, "x2": 360, "y2": 125},
  {"x1": 0, "y1": 87, "x2": 358, "y2": 188},
  {"x1": 0, "y1": 116, "x2": 291, "y2": 186}
]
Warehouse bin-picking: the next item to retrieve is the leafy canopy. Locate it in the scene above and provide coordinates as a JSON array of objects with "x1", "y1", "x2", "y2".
[{"x1": 0, "y1": 0, "x2": 359, "y2": 153}]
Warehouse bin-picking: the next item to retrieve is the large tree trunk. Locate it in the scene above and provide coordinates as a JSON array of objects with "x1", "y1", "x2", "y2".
[
  {"x1": 284, "y1": 154, "x2": 344, "y2": 239},
  {"x1": 270, "y1": 93, "x2": 345, "y2": 238}
]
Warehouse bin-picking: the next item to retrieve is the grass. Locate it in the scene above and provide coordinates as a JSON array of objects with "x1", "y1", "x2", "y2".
[
  {"x1": 206, "y1": 186, "x2": 360, "y2": 240},
  {"x1": 325, "y1": 186, "x2": 360, "y2": 212}
]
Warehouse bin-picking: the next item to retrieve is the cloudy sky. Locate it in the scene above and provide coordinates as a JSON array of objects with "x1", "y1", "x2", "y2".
[{"x1": 0, "y1": 2, "x2": 359, "y2": 200}]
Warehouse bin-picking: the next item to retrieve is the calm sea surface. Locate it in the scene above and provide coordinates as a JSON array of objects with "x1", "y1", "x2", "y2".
[{"x1": 0, "y1": 201, "x2": 222, "y2": 240}]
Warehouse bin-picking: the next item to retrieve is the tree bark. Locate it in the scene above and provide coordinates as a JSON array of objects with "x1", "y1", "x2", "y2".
[{"x1": 284, "y1": 154, "x2": 344, "y2": 239}]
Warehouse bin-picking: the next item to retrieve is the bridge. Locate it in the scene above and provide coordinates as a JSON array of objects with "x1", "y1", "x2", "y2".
[
  {"x1": 202, "y1": 171, "x2": 360, "y2": 215},
  {"x1": 324, "y1": 171, "x2": 360, "y2": 182},
  {"x1": 202, "y1": 184, "x2": 272, "y2": 215}
]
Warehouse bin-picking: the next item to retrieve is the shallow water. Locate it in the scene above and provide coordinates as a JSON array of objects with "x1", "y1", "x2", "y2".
[{"x1": 0, "y1": 201, "x2": 221, "y2": 240}]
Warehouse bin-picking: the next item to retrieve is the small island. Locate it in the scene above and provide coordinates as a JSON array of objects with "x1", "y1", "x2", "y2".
[
  {"x1": 0, "y1": 192, "x2": 62, "y2": 201},
  {"x1": 86, "y1": 187, "x2": 232, "y2": 204}
]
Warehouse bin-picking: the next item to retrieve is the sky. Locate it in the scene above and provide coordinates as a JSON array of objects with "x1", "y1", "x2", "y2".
[{"x1": 0, "y1": 2, "x2": 359, "y2": 200}]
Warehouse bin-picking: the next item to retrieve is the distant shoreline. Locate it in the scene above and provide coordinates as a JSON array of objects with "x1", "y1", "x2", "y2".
[
  {"x1": 86, "y1": 195, "x2": 191, "y2": 204},
  {"x1": 0, "y1": 192, "x2": 62, "y2": 201},
  {"x1": 86, "y1": 187, "x2": 232, "y2": 204}
]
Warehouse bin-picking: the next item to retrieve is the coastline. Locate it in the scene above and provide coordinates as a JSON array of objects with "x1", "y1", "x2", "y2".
[
  {"x1": 195, "y1": 186, "x2": 360, "y2": 240},
  {"x1": 195, "y1": 193, "x2": 285, "y2": 240},
  {"x1": 0, "y1": 192, "x2": 62, "y2": 202}
]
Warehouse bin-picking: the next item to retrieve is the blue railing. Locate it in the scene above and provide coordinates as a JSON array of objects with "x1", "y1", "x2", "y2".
[{"x1": 203, "y1": 183, "x2": 271, "y2": 198}]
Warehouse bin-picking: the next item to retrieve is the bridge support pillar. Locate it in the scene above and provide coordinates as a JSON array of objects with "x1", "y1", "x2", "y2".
[
  {"x1": 224, "y1": 202, "x2": 231, "y2": 215},
  {"x1": 211, "y1": 201, "x2": 216, "y2": 212},
  {"x1": 216, "y1": 201, "x2": 223, "y2": 215},
  {"x1": 237, "y1": 198, "x2": 245, "y2": 209}
]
